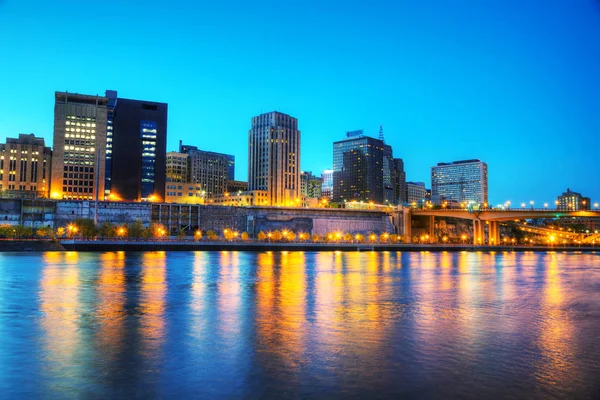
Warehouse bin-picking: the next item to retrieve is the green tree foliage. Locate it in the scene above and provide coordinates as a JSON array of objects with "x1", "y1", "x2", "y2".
[
  {"x1": 98, "y1": 221, "x2": 116, "y2": 239},
  {"x1": 128, "y1": 220, "x2": 145, "y2": 239},
  {"x1": 74, "y1": 219, "x2": 96, "y2": 239},
  {"x1": 35, "y1": 226, "x2": 55, "y2": 239},
  {"x1": 206, "y1": 230, "x2": 218, "y2": 240}
]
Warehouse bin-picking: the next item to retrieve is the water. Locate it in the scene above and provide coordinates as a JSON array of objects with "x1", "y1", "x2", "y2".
[{"x1": 1, "y1": 251, "x2": 600, "y2": 399}]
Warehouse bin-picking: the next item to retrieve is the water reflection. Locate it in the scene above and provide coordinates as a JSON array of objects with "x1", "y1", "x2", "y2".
[
  {"x1": 139, "y1": 252, "x2": 167, "y2": 356},
  {"x1": 3, "y1": 250, "x2": 597, "y2": 398}
]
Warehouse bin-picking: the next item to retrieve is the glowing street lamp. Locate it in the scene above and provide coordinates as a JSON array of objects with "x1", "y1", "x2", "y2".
[
  {"x1": 544, "y1": 202, "x2": 548, "y2": 209},
  {"x1": 529, "y1": 200, "x2": 534, "y2": 209},
  {"x1": 521, "y1": 202, "x2": 526, "y2": 209},
  {"x1": 594, "y1": 202, "x2": 599, "y2": 210}
]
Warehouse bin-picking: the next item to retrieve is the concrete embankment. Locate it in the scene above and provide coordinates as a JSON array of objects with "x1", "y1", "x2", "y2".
[
  {"x1": 0, "y1": 240, "x2": 65, "y2": 252},
  {"x1": 59, "y1": 240, "x2": 599, "y2": 253}
]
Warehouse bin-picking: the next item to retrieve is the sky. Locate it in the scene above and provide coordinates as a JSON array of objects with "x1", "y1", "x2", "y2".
[{"x1": 1, "y1": 0, "x2": 599, "y2": 206}]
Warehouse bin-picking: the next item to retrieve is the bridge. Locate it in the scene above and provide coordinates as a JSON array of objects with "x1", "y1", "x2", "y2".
[{"x1": 402, "y1": 208, "x2": 600, "y2": 245}]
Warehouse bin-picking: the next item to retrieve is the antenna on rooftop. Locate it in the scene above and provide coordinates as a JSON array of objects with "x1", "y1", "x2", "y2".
[{"x1": 378, "y1": 125, "x2": 384, "y2": 142}]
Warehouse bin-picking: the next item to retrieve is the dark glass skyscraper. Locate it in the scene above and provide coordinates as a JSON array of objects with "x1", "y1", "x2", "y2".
[
  {"x1": 332, "y1": 133, "x2": 391, "y2": 204},
  {"x1": 109, "y1": 96, "x2": 168, "y2": 201}
]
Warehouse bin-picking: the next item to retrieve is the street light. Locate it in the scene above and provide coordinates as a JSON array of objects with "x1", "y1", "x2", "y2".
[
  {"x1": 529, "y1": 200, "x2": 534, "y2": 210},
  {"x1": 544, "y1": 202, "x2": 548, "y2": 209},
  {"x1": 521, "y1": 202, "x2": 526, "y2": 209}
]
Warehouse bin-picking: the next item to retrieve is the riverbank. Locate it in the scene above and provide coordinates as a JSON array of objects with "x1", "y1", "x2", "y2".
[
  {"x1": 0, "y1": 239, "x2": 65, "y2": 252},
  {"x1": 55, "y1": 239, "x2": 600, "y2": 252}
]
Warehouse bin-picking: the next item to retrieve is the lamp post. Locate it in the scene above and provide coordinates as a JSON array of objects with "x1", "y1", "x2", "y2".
[{"x1": 529, "y1": 200, "x2": 534, "y2": 210}]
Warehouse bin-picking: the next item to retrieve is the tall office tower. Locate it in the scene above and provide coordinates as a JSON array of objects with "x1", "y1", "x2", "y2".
[
  {"x1": 0, "y1": 134, "x2": 52, "y2": 198},
  {"x1": 300, "y1": 171, "x2": 323, "y2": 198},
  {"x1": 248, "y1": 111, "x2": 300, "y2": 206},
  {"x1": 556, "y1": 188, "x2": 591, "y2": 211},
  {"x1": 51, "y1": 92, "x2": 108, "y2": 200},
  {"x1": 321, "y1": 169, "x2": 333, "y2": 199},
  {"x1": 179, "y1": 143, "x2": 232, "y2": 197},
  {"x1": 431, "y1": 159, "x2": 488, "y2": 205},
  {"x1": 104, "y1": 90, "x2": 117, "y2": 197},
  {"x1": 332, "y1": 131, "x2": 391, "y2": 204},
  {"x1": 392, "y1": 158, "x2": 407, "y2": 204},
  {"x1": 166, "y1": 152, "x2": 189, "y2": 183},
  {"x1": 109, "y1": 95, "x2": 168, "y2": 202}
]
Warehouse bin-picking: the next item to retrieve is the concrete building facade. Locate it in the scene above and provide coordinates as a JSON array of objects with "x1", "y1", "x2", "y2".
[
  {"x1": 0, "y1": 134, "x2": 51, "y2": 199},
  {"x1": 179, "y1": 143, "x2": 232, "y2": 198},
  {"x1": 300, "y1": 171, "x2": 323, "y2": 199},
  {"x1": 431, "y1": 159, "x2": 488, "y2": 205},
  {"x1": 51, "y1": 92, "x2": 108, "y2": 201},
  {"x1": 248, "y1": 111, "x2": 300, "y2": 206},
  {"x1": 406, "y1": 182, "x2": 427, "y2": 205}
]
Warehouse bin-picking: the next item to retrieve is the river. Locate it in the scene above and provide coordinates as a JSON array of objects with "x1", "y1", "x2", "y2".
[{"x1": 1, "y1": 251, "x2": 599, "y2": 399}]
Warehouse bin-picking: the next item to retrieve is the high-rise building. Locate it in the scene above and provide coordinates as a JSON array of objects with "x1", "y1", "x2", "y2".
[
  {"x1": 406, "y1": 181, "x2": 427, "y2": 205},
  {"x1": 51, "y1": 92, "x2": 108, "y2": 200},
  {"x1": 104, "y1": 90, "x2": 117, "y2": 197},
  {"x1": 248, "y1": 111, "x2": 300, "y2": 206},
  {"x1": 431, "y1": 159, "x2": 488, "y2": 205},
  {"x1": 300, "y1": 171, "x2": 323, "y2": 198},
  {"x1": 108, "y1": 95, "x2": 168, "y2": 202},
  {"x1": 392, "y1": 158, "x2": 407, "y2": 204},
  {"x1": 321, "y1": 169, "x2": 333, "y2": 199},
  {"x1": 225, "y1": 155, "x2": 235, "y2": 181},
  {"x1": 332, "y1": 132, "x2": 392, "y2": 204},
  {"x1": 179, "y1": 143, "x2": 232, "y2": 197},
  {"x1": 556, "y1": 188, "x2": 591, "y2": 211},
  {"x1": 0, "y1": 134, "x2": 52, "y2": 198}
]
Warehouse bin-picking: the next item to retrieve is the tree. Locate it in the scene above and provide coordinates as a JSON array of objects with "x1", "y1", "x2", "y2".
[
  {"x1": 194, "y1": 230, "x2": 203, "y2": 241},
  {"x1": 286, "y1": 231, "x2": 296, "y2": 242},
  {"x1": 74, "y1": 219, "x2": 96, "y2": 239},
  {"x1": 128, "y1": 220, "x2": 145, "y2": 239},
  {"x1": 98, "y1": 221, "x2": 116, "y2": 239},
  {"x1": 241, "y1": 232, "x2": 250, "y2": 241},
  {"x1": 257, "y1": 231, "x2": 267, "y2": 241},
  {"x1": 380, "y1": 233, "x2": 390, "y2": 243},
  {"x1": 312, "y1": 234, "x2": 322, "y2": 243},
  {"x1": 177, "y1": 228, "x2": 186, "y2": 240},
  {"x1": 35, "y1": 226, "x2": 55, "y2": 239},
  {"x1": 271, "y1": 230, "x2": 283, "y2": 241},
  {"x1": 56, "y1": 227, "x2": 66, "y2": 238},
  {"x1": 343, "y1": 233, "x2": 353, "y2": 242},
  {"x1": 206, "y1": 230, "x2": 218, "y2": 240}
]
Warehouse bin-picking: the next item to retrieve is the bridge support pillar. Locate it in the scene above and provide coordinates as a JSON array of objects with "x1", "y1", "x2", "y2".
[
  {"x1": 473, "y1": 220, "x2": 484, "y2": 245},
  {"x1": 402, "y1": 208, "x2": 412, "y2": 243},
  {"x1": 428, "y1": 216, "x2": 434, "y2": 242},
  {"x1": 489, "y1": 221, "x2": 500, "y2": 245}
]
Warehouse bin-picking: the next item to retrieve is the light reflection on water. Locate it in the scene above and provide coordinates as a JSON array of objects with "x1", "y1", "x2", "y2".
[{"x1": 1, "y1": 251, "x2": 600, "y2": 399}]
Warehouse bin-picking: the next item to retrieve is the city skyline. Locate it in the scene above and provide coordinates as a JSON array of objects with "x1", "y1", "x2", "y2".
[{"x1": 1, "y1": 1, "x2": 599, "y2": 205}]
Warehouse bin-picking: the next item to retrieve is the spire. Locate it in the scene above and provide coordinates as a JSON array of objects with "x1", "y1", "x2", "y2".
[{"x1": 378, "y1": 125, "x2": 384, "y2": 142}]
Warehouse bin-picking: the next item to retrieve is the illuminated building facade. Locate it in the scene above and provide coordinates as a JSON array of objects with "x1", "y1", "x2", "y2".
[
  {"x1": 406, "y1": 181, "x2": 427, "y2": 205},
  {"x1": 332, "y1": 134, "x2": 392, "y2": 204},
  {"x1": 51, "y1": 92, "x2": 108, "y2": 200},
  {"x1": 0, "y1": 134, "x2": 51, "y2": 198},
  {"x1": 166, "y1": 152, "x2": 189, "y2": 183},
  {"x1": 321, "y1": 169, "x2": 333, "y2": 199},
  {"x1": 557, "y1": 188, "x2": 591, "y2": 211},
  {"x1": 109, "y1": 97, "x2": 168, "y2": 202},
  {"x1": 210, "y1": 190, "x2": 268, "y2": 206},
  {"x1": 227, "y1": 180, "x2": 248, "y2": 194},
  {"x1": 248, "y1": 111, "x2": 300, "y2": 206},
  {"x1": 165, "y1": 182, "x2": 205, "y2": 204},
  {"x1": 431, "y1": 159, "x2": 488, "y2": 205},
  {"x1": 179, "y1": 143, "x2": 232, "y2": 198},
  {"x1": 300, "y1": 171, "x2": 322, "y2": 198}
]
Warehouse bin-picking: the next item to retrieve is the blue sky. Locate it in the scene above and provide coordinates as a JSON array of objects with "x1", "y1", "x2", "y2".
[{"x1": 1, "y1": 0, "x2": 599, "y2": 205}]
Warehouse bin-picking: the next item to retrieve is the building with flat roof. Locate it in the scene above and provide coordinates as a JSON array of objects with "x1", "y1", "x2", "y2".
[
  {"x1": 248, "y1": 111, "x2": 300, "y2": 206},
  {"x1": 300, "y1": 171, "x2": 322, "y2": 199},
  {"x1": 431, "y1": 159, "x2": 488, "y2": 205},
  {"x1": 227, "y1": 180, "x2": 248, "y2": 194},
  {"x1": 556, "y1": 188, "x2": 591, "y2": 211},
  {"x1": 51, "y1": 92, "x2": 108, "y2": 200},
  {"x1": 109, "y1": 94, "x2": 168, "y2": 202},
  {"x1": 332, "y1": 134, "x2": 392, "y2": 204},
  {"x1": 321, "y1": 169, "x2": 333, "y2": 199},
  {"x1": 406, "y1": 181, "x2": 427, "y2": 205},
  {"x1": 166, "y1": 152, "x2": 189, "y2": 183},
  {"x1": 0, "y1": 134, "x2": 52, "y2": 198},
  {"x1": 179, "y1": 143, "x2": 231, "y2": 198}
]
